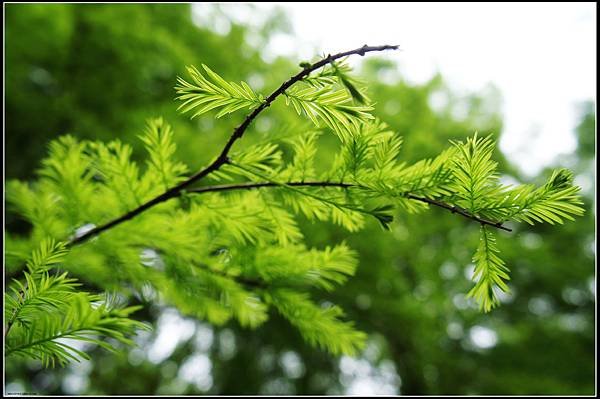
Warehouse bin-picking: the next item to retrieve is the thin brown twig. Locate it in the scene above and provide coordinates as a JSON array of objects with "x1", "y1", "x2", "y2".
[
  {"x1": 405, "y1": 194, "x2": 512, "y2": 232},
  {"x1": 182, "y1": 181, "x2": 512, "y2": 232}
]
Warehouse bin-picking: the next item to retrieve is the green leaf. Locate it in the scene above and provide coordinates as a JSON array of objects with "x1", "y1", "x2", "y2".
[
  {"x1": 5, "y1": 240, "x2": 149, "y2": 367},
  {"x1": 450, "y1": 133, "x2": 502, "y2": 213},
  {"x1": 6, "y1": 293, "x2": 148, "y2": 367},
  {"x1": 268, "y1": 289, "x2": 366, "y2": 356},
  {"x1": 284, "y1": 85, "x2": 374, "y2": 142},
  {"x1": 139, "y1": 117, "x2": 189, "y2": 192},
  {"x1": 26, "y1": 238, "x2": 69, "y2": 273},
  {"x1": 467, "y1": 225, "x2": 510, "y2": 312},
  {"x1": 480, "y1": 168, "x2": 585, "y2": 225},
  {"x1": 89, "y1": 140, "x2": 148, "y2": 211},
  {"x1": 175, "y1": 64, "x2": 264, "y2": 119}
]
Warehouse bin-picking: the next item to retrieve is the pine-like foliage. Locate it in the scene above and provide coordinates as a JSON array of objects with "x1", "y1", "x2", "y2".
[
  {"x1": 5, "y1": 48, "x2": 584, "y2": 367},
  {"x1": 5, "y1": 239, "x2": 148, "y2": 367},
  {"x1": 284, "y1": 85, "x2": 374, "y2": 142},
  {"x1": 139, "y1": 118, "x2": 189, "y2": 191},
  {"x1": 175, "y1": 64, "x2": 264, "y2": 119},
  {"x1": 468, "y1": 225, "x2": 511, "y2": 312}
]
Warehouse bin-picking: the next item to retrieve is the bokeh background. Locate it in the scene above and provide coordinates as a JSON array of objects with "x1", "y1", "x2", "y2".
[{"x1": 4, "y1": 3, "x2": 596, "y2": 395}]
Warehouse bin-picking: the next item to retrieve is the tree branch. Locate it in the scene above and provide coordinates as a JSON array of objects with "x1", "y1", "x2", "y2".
[
  {"x1": 68, "y1": 44, "x2": 399, "y2": 246},
  {"x1": 405, "y1": 194, "x2": 512, "y2": 232},
  {"x1": 186, "y1": 181, "x2": 354, "y2": 194},
  {"x1": 181, "y1": 181, "x2": 512, "y2": 232}
]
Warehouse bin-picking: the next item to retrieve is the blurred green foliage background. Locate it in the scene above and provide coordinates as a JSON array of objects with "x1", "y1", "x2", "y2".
[{"x1": 4, "y1": 3, "x2": 595, "y2": 395}]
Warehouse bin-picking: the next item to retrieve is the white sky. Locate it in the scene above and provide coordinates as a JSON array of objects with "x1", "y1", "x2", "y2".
[{"x1": 205, "y1": 2, "x2": 596, "y2": 176}]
